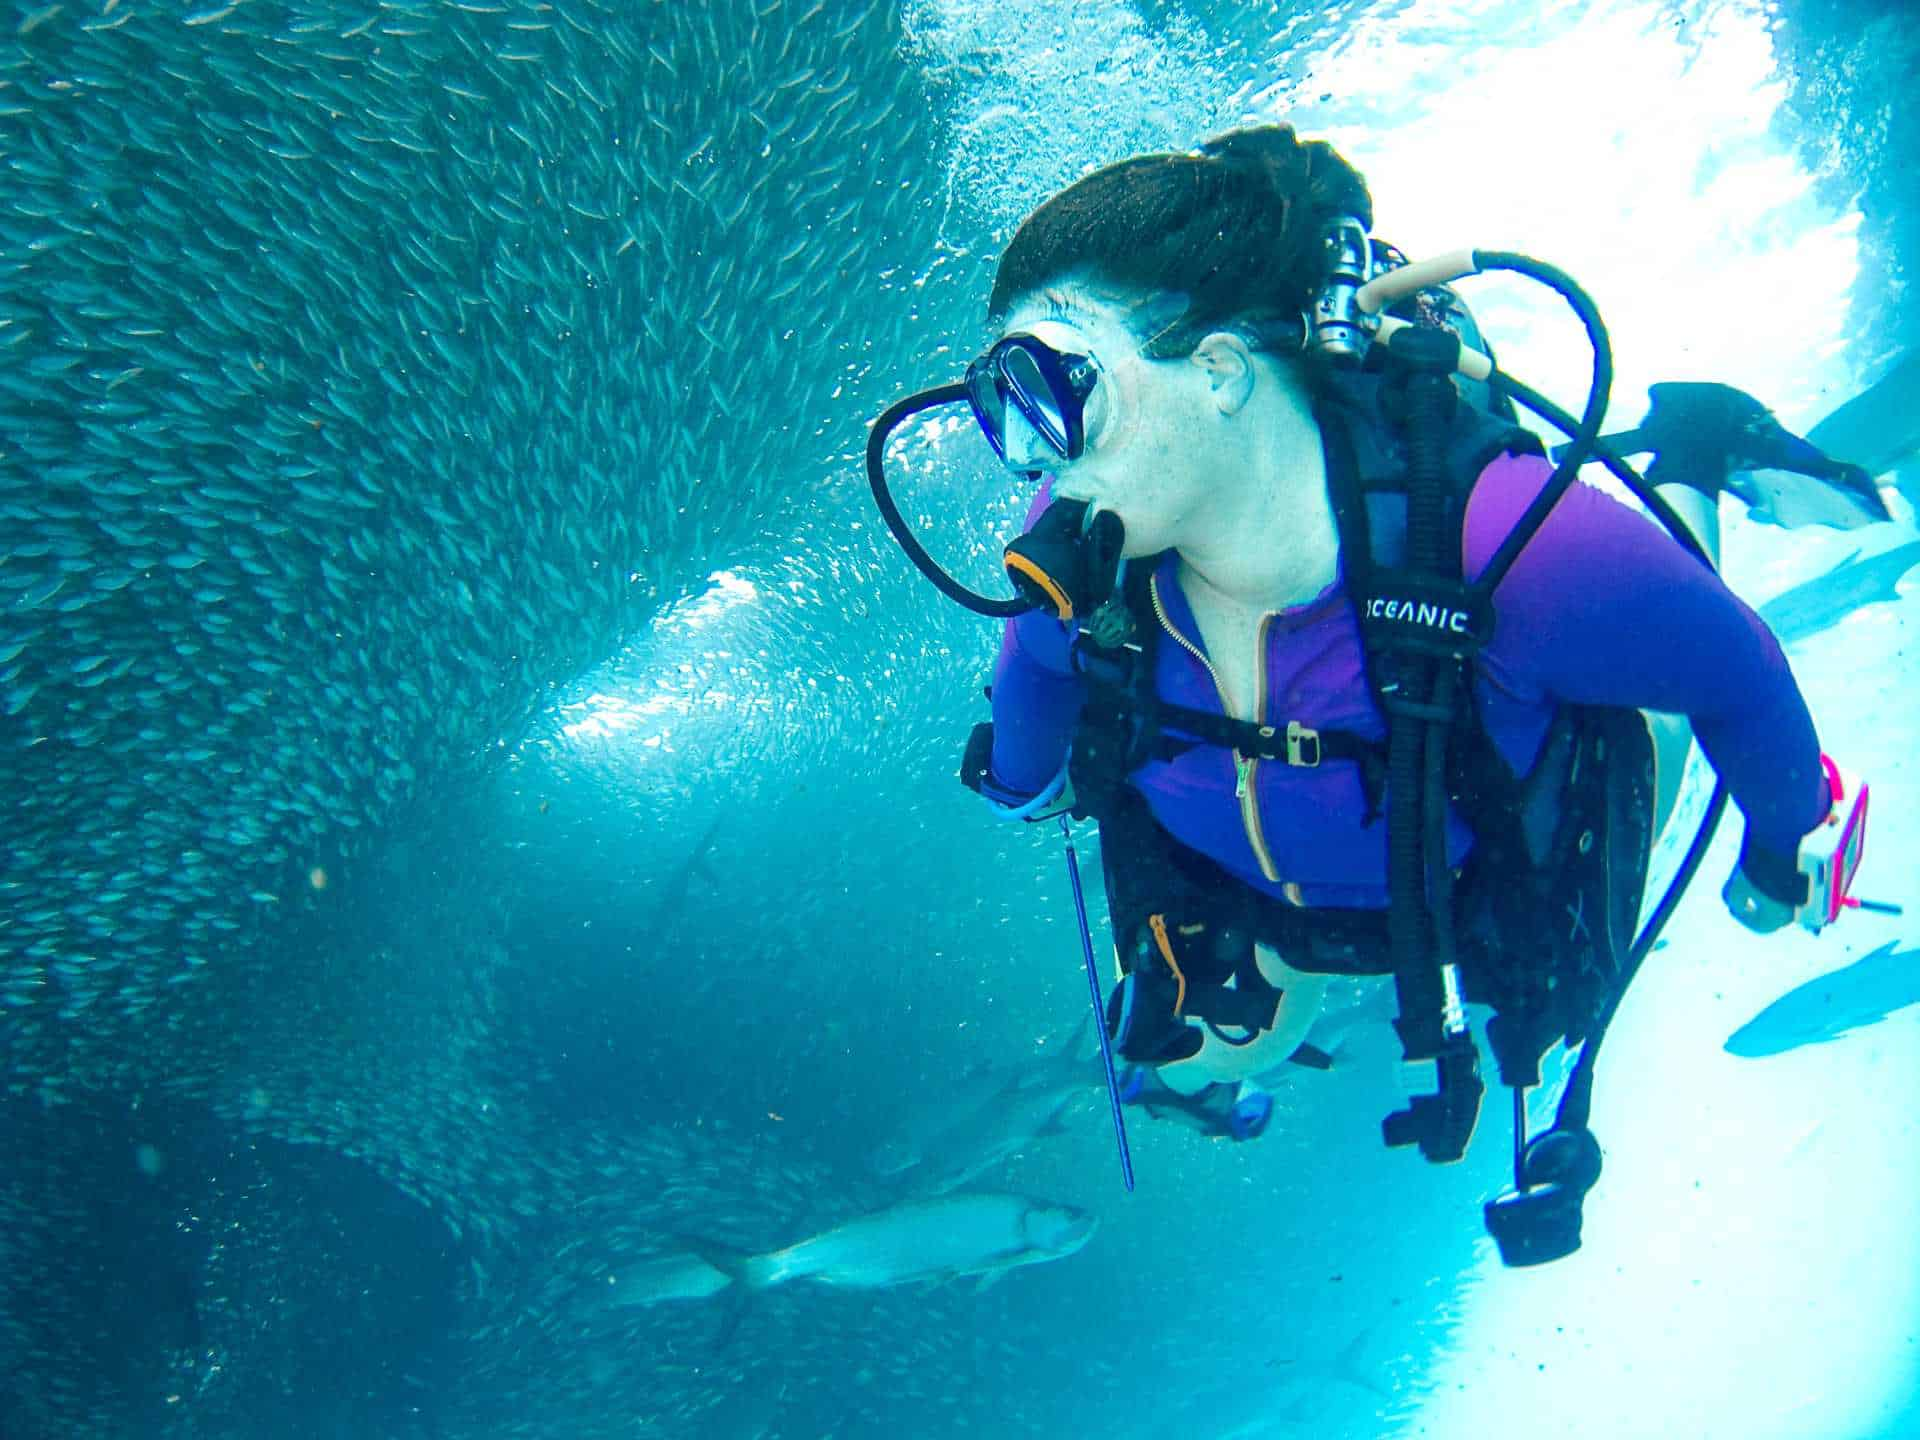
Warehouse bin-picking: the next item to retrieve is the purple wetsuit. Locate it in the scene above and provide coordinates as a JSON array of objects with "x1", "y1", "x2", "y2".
[{"x1": 988, "y1": 451, "x2": 1829, "y2": 911}]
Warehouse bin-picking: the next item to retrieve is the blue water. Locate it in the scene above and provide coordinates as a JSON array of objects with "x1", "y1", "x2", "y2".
[{"x1": 2, "y1": 0, "x2": 1916, "y2": 1436}]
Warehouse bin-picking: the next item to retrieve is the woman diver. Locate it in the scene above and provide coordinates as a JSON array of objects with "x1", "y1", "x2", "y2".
[{"x1": 867, "y1": 124, "x2": 1878, "y2": 1263}]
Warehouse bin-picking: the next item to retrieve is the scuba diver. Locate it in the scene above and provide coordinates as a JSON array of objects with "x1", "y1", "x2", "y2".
[{"x1": 866, "y1": 124, "x2": 1883, "y2": 1265}]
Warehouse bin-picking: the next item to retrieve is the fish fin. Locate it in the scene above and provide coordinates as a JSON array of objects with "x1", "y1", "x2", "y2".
[
  {"x1": 668, "y1": 1232, "x2": 768, "y2": 1290},
  {"x1": 952, "y1": 1057, "x2": 994, "y2": 1090},
  {"x1": 601, "y1": 1250, "x2": 738, "y2": 1309},
  {"x1": 1868, "y1": 545, "x2": 1920, "y2": 601},
  {"x1": 971, "y1": 1268, "x2": 1007, "y2": 1295},
  {"x1": 1039, "y1": 1108, "x2": 1076, "y2": 1137},
  {"x1": 1286, "y1": 1042, "x2": 1336, "y2": 1071},
  {"x1": 688, "y1": 814, "x2": 726, "y2": 880},
  {"x1": 1025, "y1": 1015, "x2": 1098, "y2": 1082},
  {"x1": 1729, "y1": 465, "x2": 1891, "y2": 530},
  {"x1": 1723, "y1": 471, "x2": 1761, "y2": 508},
  {"x1": 1062, "y1": 1010, "x2": 1097, "y2": 1062},
  {"x1": 1008, "y1": 1065, "x2": 1052, "y2": 1094},
  {"x1": 1890, "y1": 461, "x2": 1920, "y2": 515},
  {"x1": 1331, "y1": 1321, "x2": 1392, "y2": 1400},
  {"x1": 711, "y1": 1288, "x2": 751, "y2": 1349},
  {"x1": 1624, "y1": 383, "x2": 1881, "y2": 522}
]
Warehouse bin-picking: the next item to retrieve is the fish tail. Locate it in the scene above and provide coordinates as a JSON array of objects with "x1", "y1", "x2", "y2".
[
  {"x1": 674, "y1": 1233, "x2": 784, "y2": 1291},
  {"x1": 737, "y1": 1248, "x2": 796, "y2": 1291}
]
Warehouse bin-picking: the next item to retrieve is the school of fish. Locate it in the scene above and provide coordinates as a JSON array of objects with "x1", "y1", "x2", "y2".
[{"x1": 1, "y1": 0, "x2": 1914, "y2": 1435}]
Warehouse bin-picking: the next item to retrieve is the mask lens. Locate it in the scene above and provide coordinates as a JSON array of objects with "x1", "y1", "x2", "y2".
[
  {"x1": 966, "y1": 335, "x2": 1097, "y2": 465},
  {"x1": 999, "y1": 343, "x2": 1071, "y2": 454},
  {"x1": 964, "y1": 361, "x2": 1009, "y2": 460}
]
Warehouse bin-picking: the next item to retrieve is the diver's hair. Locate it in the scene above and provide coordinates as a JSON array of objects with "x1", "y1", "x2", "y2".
[{"x1": 987, "y1": 124, "x2": 1373, "y2": 359}]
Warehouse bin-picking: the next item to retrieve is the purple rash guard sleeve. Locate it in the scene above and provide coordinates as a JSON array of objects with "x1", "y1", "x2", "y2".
[
  {"x1": 1464, "y1": 453, "x2": 1830, "y2": 853},
  {"x1": 989, "y1": 478, "x2": 1084, "y2": 796},
  {"x1": 988, "y1": 610, "x2": 1082, "y2": 795}
]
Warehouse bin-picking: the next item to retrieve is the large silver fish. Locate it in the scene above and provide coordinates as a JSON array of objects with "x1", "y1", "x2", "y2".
[
  {"x1": 887, "y1": 1067, "x2": 1100, "y2": 1196},
  {"x1": 868, "y1": 1029, "x2": 1100, "y2": 1194},
  {"x1": 606, "y1": 1192, "x2": 1096, "y2": 1305},
  {"x1": 1568, "y1": 382, "x2": 1893, "y2": 530},
  {"x1": 1756, "y1": 541, "x2": 1920, "y2": 646},
  {"x1": 1725, "y1": 940, "x2": 1920, "y2": 1058},
  {"x1": 1806, "y1": 352, "x2": 1920, "y2": 518}
]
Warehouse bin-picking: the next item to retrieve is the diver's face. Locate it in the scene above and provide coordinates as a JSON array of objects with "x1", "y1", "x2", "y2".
[{"x1": 993, "y1": 285, "x2": 1217, "y2": 558}]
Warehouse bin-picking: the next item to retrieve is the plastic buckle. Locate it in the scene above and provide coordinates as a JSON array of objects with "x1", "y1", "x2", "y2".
[
  {"x1": 1285, "y1": 721, "x2": 1321, "y2": 767},
  {"x1": 1082, "y1": 599, "x2": 1135, "y2": 651},
  {"x1": 1382, "y1": 1028, "x2": 1483, "y2": 1163}
]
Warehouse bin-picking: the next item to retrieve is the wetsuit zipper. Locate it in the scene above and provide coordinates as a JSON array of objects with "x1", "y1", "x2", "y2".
[{"x1": 1148, "y1": 573, "x2": 1283, "y2": 884}]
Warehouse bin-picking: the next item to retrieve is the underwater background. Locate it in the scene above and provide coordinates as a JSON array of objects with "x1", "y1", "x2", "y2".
[{"x1": 2, "y1": 0, "x2": 1916, "y2": 1435}]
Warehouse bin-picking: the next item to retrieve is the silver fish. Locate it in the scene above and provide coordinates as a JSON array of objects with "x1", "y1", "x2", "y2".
[
  {"x1": 1806, "y1": 351, "x2": 1920, "y2": 518},
  {"x1": 607, "y1": 1192, "x2": 1096, "y2": 1305},
  {"x1": 1756, "y1": 540, "x2": 1920, "y2": 646},
  {"x1": 1726, "y1": 941, "x2": 1920, "y2": 1058},
  {"x1": 880, "y1": 1061, "x2": 1100, "y2": 1196}
]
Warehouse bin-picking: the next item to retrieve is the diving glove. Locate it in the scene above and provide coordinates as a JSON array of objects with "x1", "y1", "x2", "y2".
[
  {"x1": 958, "y1": 722, "x2": 1073, "y2": 819},
  {"x1": 1119, "y1": 1067, "x2": 1273, "y2": 1141},
  {"x1": 1723, "y1": 832, "x2": 1805, "y2": 935},
  {"x1": 1107, "y1": 961, "x2": 1203, "y2": 1066}
]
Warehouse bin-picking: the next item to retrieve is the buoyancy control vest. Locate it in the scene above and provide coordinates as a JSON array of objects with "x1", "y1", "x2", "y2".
[{"x1": 1062, "y1": 344, "x2": 1657, "y2": 1153}]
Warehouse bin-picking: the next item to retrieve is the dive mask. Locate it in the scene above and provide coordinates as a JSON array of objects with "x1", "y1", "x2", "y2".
[
  {"x1": 964, "y1": 332, "x2": 1102, "y2": 464},
  {"x1": 866, "y1": 338, "x2": 1122, "y2": 620}
]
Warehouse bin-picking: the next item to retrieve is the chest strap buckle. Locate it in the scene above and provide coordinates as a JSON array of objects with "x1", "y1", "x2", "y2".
[{"x1": 1286, "y1": 721, "x2": 1321, "y2": 767}]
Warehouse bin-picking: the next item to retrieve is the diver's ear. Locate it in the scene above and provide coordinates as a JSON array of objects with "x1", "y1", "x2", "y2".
[{"x1": 1191, "y1": 332, "x2": 1256, "y2": 415}]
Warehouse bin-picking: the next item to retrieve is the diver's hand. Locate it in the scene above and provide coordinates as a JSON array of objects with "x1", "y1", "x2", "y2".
[
  {"x1": 959, "y1": 722, "x2": 1073, "y2": 817},
  {"x1": 959, "y1": 721, "x2": 1027, "y2": 804},
  {"x1": 1722, "y1": 864, "x2": 1793, "y2": 933},
  {"x1": 1722, "y1": 832, "x2": 1807, "y2": 934}
]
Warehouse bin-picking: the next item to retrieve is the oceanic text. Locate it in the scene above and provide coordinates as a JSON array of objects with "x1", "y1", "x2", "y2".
[{"x1": 1366, "y1": 598, "x2": 1471, "y2": 634}]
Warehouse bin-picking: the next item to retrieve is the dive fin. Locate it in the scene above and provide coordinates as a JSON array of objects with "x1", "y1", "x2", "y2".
[
  {"x1": 1559, "y1": 384, "x2": 1892, "y2": 528},
  {"x1": 1727, "y1": 463, "x2": 1892, "y2": 530},
  {"x1": 1286, "y1": 1042, "x2": 1337, "y2": 1071}
]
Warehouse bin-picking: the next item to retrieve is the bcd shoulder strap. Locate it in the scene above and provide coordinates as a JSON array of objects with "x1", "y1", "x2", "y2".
[{"x1": 1317, "y1": 333, "x2": 1545, "y2": 1162}]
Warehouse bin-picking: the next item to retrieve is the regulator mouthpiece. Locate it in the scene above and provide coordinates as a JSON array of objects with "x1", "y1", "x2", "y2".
[{"x1": 1002, "y1": 499, "x2": 1125, "y2": 623}]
